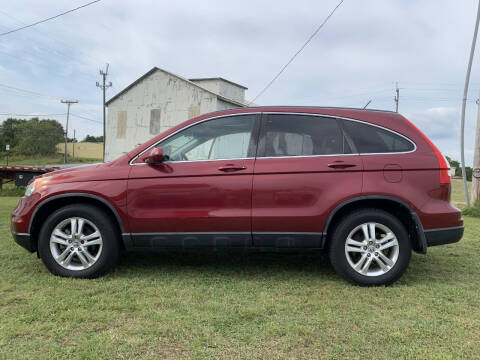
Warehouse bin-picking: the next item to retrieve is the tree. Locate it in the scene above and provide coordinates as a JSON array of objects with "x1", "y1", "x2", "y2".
[
  {"x1": 16, "y1": 118, "x2": 64, "y2": 156},
  {"x1": 465, "y1": 166, "x2": 473, "y2": 182},
  {"x1": 446, "y1": 156, "x2": 460, "y2": 169},
  {"x1": 0, "y1": 118, "x2": 24, "y2": 151},
  {"x1": 447, "y1": 156, "x2": 472, "y2": 181},
  {"x1": 82, "y1": 134, "x2": 103, "y2": 143}
]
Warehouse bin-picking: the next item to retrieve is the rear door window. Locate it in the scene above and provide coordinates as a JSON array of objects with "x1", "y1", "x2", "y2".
[
  {"x1": 342, "y1": 120, "x2": 414, "y2": 153},
  {"x1": 259, "y1": 114, "x2": 351, "y2": 157}
]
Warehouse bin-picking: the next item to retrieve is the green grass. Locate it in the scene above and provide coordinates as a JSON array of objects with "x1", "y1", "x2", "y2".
[
  {"x1": 451, "y1": 179, "x2": 480, "y2": 217},
  {"x1": 1, "y1": 196, "x2": 480, "y2": 359},
  {"x1": 0, "y1": 182, "x2": 25, "y2": 197},
  {"x1": 450, "y1": 178, "x2": 471, "y2": 207},
  {"x1": 0, "y1": 154, "x2": 101, "y2": 166}
]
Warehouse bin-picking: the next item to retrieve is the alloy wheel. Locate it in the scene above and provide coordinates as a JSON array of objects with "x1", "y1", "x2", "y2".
[
  {"x1": 49, "y1": 217, "x2": 103, "y2": 271},
  {"x1": 344, "y1": 222, "x2": 399, "y2": 277}
]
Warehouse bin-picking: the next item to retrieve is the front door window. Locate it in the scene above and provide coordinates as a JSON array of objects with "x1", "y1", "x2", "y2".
[{"x1": 157, "y1": 115, "x2": 256, "y2": 162}]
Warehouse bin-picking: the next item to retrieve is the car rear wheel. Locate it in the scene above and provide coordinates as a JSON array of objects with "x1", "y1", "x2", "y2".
[
  {"x1": 329, "y1": 209, "x2": 411, "y2": 286},
  {"x1": 38, "y1": 204, "x2": 119, "y2": 278}
]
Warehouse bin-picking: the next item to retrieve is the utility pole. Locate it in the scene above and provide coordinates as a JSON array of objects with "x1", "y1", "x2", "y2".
[
  {"x1": 73, "y1": 129, "x2": 76, "y2": 160},
  {"x1": 96, "y1": 63, "x2": 112, "y2": 162},
  {"x1": 471, "y1": 92, "x2": 480, "y2": 205},
  {"x1": 61, "y1": 100, "x2": 78, "y2": 164},
  {"x1": 461, "y1": 0, "x2": 480, "y2": 208},
  {"x1": 394, "y1": 82, "x2": 399, "y2": 113}
]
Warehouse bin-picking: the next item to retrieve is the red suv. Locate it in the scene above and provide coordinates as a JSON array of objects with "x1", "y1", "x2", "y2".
[{"x1": 11, "y1": 107, "x2": 463, "y2": 285}]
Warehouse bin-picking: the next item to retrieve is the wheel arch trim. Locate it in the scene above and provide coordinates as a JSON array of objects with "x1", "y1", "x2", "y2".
[
  {"x1": 322, "y1": 195, "x2": 427, "y2": 254},
  {"x1": 28, "y1": 193, "x2": 126, "y2": 234}
]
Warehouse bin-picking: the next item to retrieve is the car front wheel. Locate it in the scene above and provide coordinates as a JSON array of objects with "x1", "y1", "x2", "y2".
[
  {"x1": 329, "y1": 209, "x2": 411, "y2": 286},
  {"x1": 38, "y1": 204, "x2": 119, "y2": 278}
]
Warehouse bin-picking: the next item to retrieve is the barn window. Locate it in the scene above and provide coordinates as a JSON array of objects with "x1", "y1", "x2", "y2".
[
  {"x1": 150, "y1": 109, "x2": 161, "y2": 134},
  {"x1": 116, "y1": 111, "x2": 127, "y2": 139}
]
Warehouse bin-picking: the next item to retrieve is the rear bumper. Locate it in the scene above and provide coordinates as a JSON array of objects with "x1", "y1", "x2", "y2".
[
  {"x1": 425, "y1": 226, "x2": 464, "y2": 247},
  {"x1": 11, "y1": 231, "x2": 35, "y2": 253}
]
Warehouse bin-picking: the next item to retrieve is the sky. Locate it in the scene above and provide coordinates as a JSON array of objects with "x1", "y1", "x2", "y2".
[{"x1": 0, "y1": 0, "x2": 480, "y2": 165}]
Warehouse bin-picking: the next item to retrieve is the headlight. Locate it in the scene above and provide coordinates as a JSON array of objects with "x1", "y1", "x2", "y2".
[
  {"x1": 25, "y1": 182, "x2": 36, "y2": 197},
  {"x1": 24, "y1": 177, "x2": 50, "y2": 197}
]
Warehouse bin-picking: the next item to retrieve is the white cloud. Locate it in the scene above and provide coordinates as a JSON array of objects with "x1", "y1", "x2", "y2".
[
  {"x1": 407, "y1": 107, "x2": 460, "y2": 140},
  {"x1": 0, "y1": 0, "x2": 479, "y2": 159},
  {"x1": 405, "y1": 107, "x2": 477, "y2": 165}
]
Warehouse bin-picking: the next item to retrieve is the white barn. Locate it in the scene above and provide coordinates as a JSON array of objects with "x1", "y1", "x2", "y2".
[{"x1": 104, "y1": 67, "x2": 248, "y2": 161}]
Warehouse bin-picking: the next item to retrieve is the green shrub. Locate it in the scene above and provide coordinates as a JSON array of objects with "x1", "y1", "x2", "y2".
[{"x1": 462, "y1": 200, "x2": 480, "y2": 217}]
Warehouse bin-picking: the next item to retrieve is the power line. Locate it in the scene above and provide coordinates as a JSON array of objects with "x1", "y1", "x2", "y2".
[
  {"x1": 0, "y1": 47, "x2": 99, "y2": 86},
  {"x1": 0, "y1": 0, "x2": 102, "y2": 37},
  {"x1": 363, "y1": 95, "x2": 476, "y2": 103},
  {"x1": 320, "y1": 88, "x2": 392, "y2": 101},
  {"x1": 0, "y1": 113, "x2": 66, "y2": 117},
  {"x1": 76, "y1": 108, "x2": 102, "y2": 119},
  {"x1": 0, "y1": 10, "x2": 108, "y2": 86},
  {"x1": 0, "y1": 83, "x2": 63, "y2": 100},
  {"x1": 0, "y1": 48, "x2": 48, "y2": 67},
  {"x1": 0, "y1": 91, "x2": 56, "y2": 101},
  {"x1": 0, "y1": 112, "x2": 103, "y2": 124},
  {"x1": 401, "y1": 87, "x2": 477, "y2": 92},
  {"x1": 0, "y1": 11, "x2": 90, "y2": 66},
  {"x1": 0, "y1": 9, "x2": 101, "y2": 67},
  {"x1": 70, "y1": 113, "x2": 103, "y2": 124},
  {"x1": 0, "y1": 83, "x2": 104, "y2": 108},
  {"x1": 0, "y1": 10, "x2": 100, "y2": 83},
  {"x1": 250, "y1": 0, "x2": 345, "y2": 104},
  {"x1": 400, "y1": 81, "x2": 480, "y2": 87},
  {"x1": 401, "y1": 97, "x2": 475, "y2": 102}
]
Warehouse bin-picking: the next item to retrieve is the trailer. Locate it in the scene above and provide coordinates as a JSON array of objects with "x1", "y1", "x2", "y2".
[{"x1": 0, "y1": 165, "x2": 58, "y2": 188}]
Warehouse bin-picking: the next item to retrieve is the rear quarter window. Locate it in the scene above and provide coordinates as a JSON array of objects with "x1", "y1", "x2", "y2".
[{"x1": 342, "y1": 120, "x2": 414, "y2": 153}]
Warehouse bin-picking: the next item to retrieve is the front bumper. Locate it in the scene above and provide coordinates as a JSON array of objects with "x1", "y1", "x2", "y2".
[
  {"x1": 11, "y1": 231, "x2": 35, "y2": 252},
  {"x1": 425, "y1": 226, "x2": 464, "y2": 247},
  {"x1": 11, "y1": 196, "x2": 36, "y2": 253}
]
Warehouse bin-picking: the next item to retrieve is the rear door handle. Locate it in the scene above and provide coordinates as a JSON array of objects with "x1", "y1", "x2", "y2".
[
  {"x1": 218, "y1": 164, "x2": 247, "y2": 172},
  {"x1": 327, "y1": 162, "x2": 356, "y2": 169}
]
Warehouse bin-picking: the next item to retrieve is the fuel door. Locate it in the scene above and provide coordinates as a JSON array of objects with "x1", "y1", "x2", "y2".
[{"x1": 383, "y1": 164, "x2": 402, "y2": 183}]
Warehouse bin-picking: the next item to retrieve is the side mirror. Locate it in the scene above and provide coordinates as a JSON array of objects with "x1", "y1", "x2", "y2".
[{"x1": 143, "y1": 147, "x2": 165, "y2": 164}]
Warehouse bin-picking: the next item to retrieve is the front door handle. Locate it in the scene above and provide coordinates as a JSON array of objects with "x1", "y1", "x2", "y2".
[
  {"x1": 327, "y1": 162, "x2": 356, "y2": 169},
  {"x1": 218, "y1": 164, "x2": 247, "y2": 172}
]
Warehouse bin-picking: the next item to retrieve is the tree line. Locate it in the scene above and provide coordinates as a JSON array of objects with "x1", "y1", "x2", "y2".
[
  {"x1": 0, "y1": 117, "x2": 64, "y2": 156},
  {"x1": 446, "y1": 156, "x2": 472, "y2": 181},
  {"x1": 0, "y1": 117, "x2": 104, "y2": 157}
]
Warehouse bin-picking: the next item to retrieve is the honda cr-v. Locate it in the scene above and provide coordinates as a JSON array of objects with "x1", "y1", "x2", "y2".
[{"x1": 11, "y1": 107, "x2": 463, "y2": 285}]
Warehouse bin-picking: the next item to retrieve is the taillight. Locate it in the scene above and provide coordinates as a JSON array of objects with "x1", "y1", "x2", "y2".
[
  {"x1": 438, "y1": 153, "x2": 451, "y2": 185},
  {"x1": 403, "y1": 117, "x2": 451, "y2": 184}
]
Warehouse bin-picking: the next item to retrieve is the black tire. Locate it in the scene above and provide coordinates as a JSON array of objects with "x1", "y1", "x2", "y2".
[
  {"x1": 38, "y1": 204, "x2": 120, "y2": 278},
  {"x1": 328, "y1": 208, "x2": 411, "y2": 286}
]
